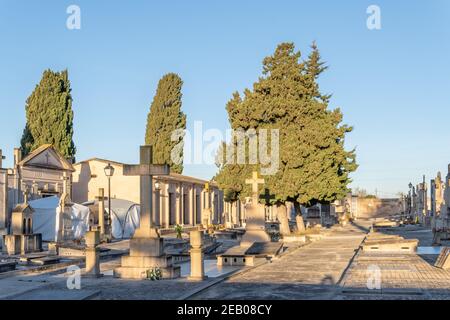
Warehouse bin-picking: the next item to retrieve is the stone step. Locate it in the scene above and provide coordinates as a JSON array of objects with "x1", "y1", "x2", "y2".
[
  {"x1": 30, "y1": 256, "x2": 61, "y2": 266},
  {"x1": 0, "y1": 261, "x2": 16, "y2": 273},
  {"x1": 114, "y1": 265, "x2": 181, "y2": 279}
]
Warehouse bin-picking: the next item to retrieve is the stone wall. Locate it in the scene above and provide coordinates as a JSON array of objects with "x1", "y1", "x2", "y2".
[{"x1": 355, "y1": 198, "x2": 404, "y2": 219}]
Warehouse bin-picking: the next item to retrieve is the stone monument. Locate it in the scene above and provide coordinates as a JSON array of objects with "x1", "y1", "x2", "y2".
[
  {"x1": 188, "y1": 230, "x2": 207, "y2": 281},
  {"x1": 202, "y1": 183, "x2": 212, "y2": 228},
  {"x1": 0, "y1": 149, "x2": 8, "y2": 250},
  {"x1": 217, "y1": 171, "x2": 282, "y2": 267},
  {"x1": 3, "y1": 187, "x2": 42, "y2": 255},
  {"x1": 411, "y1": 185, "x2": 417, "y2": 220},
  {"x1": 56, "y1": 172, "x2": 74, "y2": 242},
  {"x1": 435, "y1": 247, "x2": 450, "y2": 270},
  {"x1": 416, "y1": 180, "x2": 427, "y2": 225},
  {"x1": 95, "y1": 188, "x2": 108, "y2": 241},
  {"x1": 240, "y1": 171, "x2": 271, "y2": 246},
  {"x1": 114, "y1": 145, "x2": 180, "y2": 279},
  {"x1": 435, "y1": 172, "x2": 444, "y2": 214},
  {"x1": 84, "y1": 230, "x2": 102, "y2": 277},
  {"x1": 439, "y1": 165, "x2": 450, "y2": 229}
]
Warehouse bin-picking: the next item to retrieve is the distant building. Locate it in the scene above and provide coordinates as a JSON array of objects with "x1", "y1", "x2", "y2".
[
  {"x1": 0, "y1": 145, "x2": 75, "y2": 233},
  {"x1": 72, "y1": 158, "x2": 226, "y2": 229}
]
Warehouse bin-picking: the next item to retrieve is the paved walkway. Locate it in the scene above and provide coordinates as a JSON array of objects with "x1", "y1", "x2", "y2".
[
  {"x1": 192, "y1": 223, "x2": 369, "y2": 299},
  {"x1": 0, "y1": 223, "x2": 369, "y2": 300},
  {"x1": 341, "y1": 226, "x2": 450, "y2": 300},
  {"x1": 5, "y1": 221, "x2": 449, "y2": 300}
]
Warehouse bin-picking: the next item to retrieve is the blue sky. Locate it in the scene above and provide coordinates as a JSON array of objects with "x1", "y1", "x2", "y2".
[{"x1": 0, "y1": 0, "x2": 449, "y2": 197}]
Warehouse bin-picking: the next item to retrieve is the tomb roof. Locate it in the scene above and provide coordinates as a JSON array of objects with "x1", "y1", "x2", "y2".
[
  {"x1": 74, "y1": 157, "x2": 219, "y2": 187},
  {"x1": 19, "y1": 144, "x2": 75, "y2": 171}
]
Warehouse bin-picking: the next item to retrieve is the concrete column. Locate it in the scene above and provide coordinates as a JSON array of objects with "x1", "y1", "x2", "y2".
[
  {"x1": 211, "y1": 191, "x2": 216, "y2": 224},
  {"x1": 84, "y1": 230, "x2": 102, "y2": 278},
  {"x1": 155, "y1": 188, "x2": 161, "y2": 228},
  {"x1": 0, "y1": 168, "x2": 8, "y2": 249},
  {"x1": 189, "y1": 186, "x2": 195, "y2": 226},
  {"x1": 188, "y1": 230, "x2": 207, "y2": 281},
  {"x1": 193, "y1": 187, "x2": 198, "y2": 226},
  {"x1": 153, "y1": 180, "x2": 160, "y2": 228},
  {"x1": 176, "y1": 185, "x2": 181, "y2": 225},
  {"x1": 164, "y1": 183, "x2": 170, "y2": 229},
  {"x1": 97, "y1": 188, "x2": 105, "y2": 238},
  {"x1": 13, "y1": 148, "x2": 21, "y2": 207}
]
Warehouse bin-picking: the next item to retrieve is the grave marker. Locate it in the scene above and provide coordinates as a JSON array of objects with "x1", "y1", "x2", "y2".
[
  {"x1": 188, "y1": 230, "x2": 207, "y2": 281},
  {"x1": 114, "y1": 145, "x2": 180, "y2": 279}
]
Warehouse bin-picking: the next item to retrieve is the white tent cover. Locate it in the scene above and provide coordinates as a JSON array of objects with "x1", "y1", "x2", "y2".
[
  {"x1": 86, "y1": 199, "x2": 140, "y2": 239},
  {"x1": 29, "y1": 196, "x2": 91, "y2": 242}
]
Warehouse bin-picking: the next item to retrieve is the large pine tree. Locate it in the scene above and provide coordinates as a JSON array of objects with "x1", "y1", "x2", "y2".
[
  {"x1": 215, "y1": 42, "x2": 357, "y2": 217},
  {"x1": 145, "y1": 73, "x2": 186, "y2": 174},
  {"x1": 21, "y1": 69, "x2": 76, "y2": 160}
]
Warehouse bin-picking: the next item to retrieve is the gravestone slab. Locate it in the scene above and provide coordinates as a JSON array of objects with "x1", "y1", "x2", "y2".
[
  {"x1": 31, "y1": 256, "x2": 61, "y2": 266},
  {"x1": 362, "y1": 233, "x2": 418, "y2": 253},
  {"x1": 435, "y1": 247, "x2": 450, "y2": 269},
  {"x1": 0, "y1": 261, "x2": 16, "y2": 273},
  {"x1": 214, "y1": 231, "x2": 237, "y2": 240},
  {"x1": 58, "y1": 244, "x2": 110, "y2": 257},
  {"x1": 11, "y1": 289, "x2": 100, "y2": 300},
  {"x1": 245, "y1": 242, "x2": 283, "y2": 257},
  {"x1": 19, "y1": 253, "x2": 49, "y2": 263}
]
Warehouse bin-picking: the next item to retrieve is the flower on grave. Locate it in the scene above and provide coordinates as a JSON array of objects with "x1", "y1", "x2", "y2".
[
  {"x1": 174, "y1": 224, "x2": 183, "y2": 239},
  {"x1": 146, "y1": 267, "x2": 162, "y2": 281},
  {"x1": 270, "y1": 231, "x2": 280, "y2": 242}
]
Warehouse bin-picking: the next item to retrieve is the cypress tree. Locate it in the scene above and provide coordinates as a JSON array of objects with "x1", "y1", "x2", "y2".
[
  {"x1": 145, "y1": 73, "x2": 186, "y2": 173},
  {"x1": 215, "y1": 42, "x2": 357, "y2": 217},
  {"x1": 21, "y1": 69, "x2": 76, "y2": 160}
]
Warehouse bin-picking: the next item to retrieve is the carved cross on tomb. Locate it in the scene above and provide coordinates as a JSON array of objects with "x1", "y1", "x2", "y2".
[
  {"x1": 260, "y1": 188, "x2": 275, "y2": 205},
  {"x1": 245, "y1": 171, "x2": 265, "y2": 202}
]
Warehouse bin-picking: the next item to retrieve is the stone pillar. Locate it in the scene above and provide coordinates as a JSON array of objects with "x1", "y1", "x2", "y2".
[
  {"x1": 164, "y1": 184, "x2": 170, "y2": 229},
  {"x1": 188, "y1": 230, "x2": 207, "y2": 281},
  {"x1": 0, "y1": 168, "x2": 8, "y2": 230},
  {"x1": 431, "y1": 179, "x2": 437, "y2": 217},
  {"x1": 189, "y1": 186, "x2": 195, "y2": 226},
  {"x1": 13, "y1": 148, "x2": 22, "y2": 206},
  {"x1": 154, "y1": 185, "x2": 161, "y2": 228},
  {"x1": 176, "y1": 185, "x2": 181, "y2": 225},
  {"x1": 0, "y1": 167, "x2": 8, "y2": 250},
  {"x1": 201, "y1": 188, "x2": 211, "y2": 228},
  {"x1": 423, "y1": 175, "x2": 428, "y2": 222},
  {"x1": 211, "y1": 191, "x2": 217, "y2": 224},
  {"x1": 84, "y1": 230, "x2": 102, "y2": 278},
  {"x1": 97, "y1": 188, "x2": 105, "y2": 238}
]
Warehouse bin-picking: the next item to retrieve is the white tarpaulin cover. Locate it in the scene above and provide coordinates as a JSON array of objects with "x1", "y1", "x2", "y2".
[
  {"x1": 84, "y1": 199, "x2": 140, "y2": 239},
  {"x1": 29, "y1": 196, "x2": 91, "y2": 241},
  {"x1": 107, "y1": 199, "x2": 140, "y2": 239}
]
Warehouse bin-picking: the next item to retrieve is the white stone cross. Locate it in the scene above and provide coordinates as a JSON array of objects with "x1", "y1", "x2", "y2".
[
  {"x1": 61, "y1": 172, "x2": 70, "y2": 197},
  {"x1": 245, "y1": 171, "x2": 265, "y2": 200}
]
